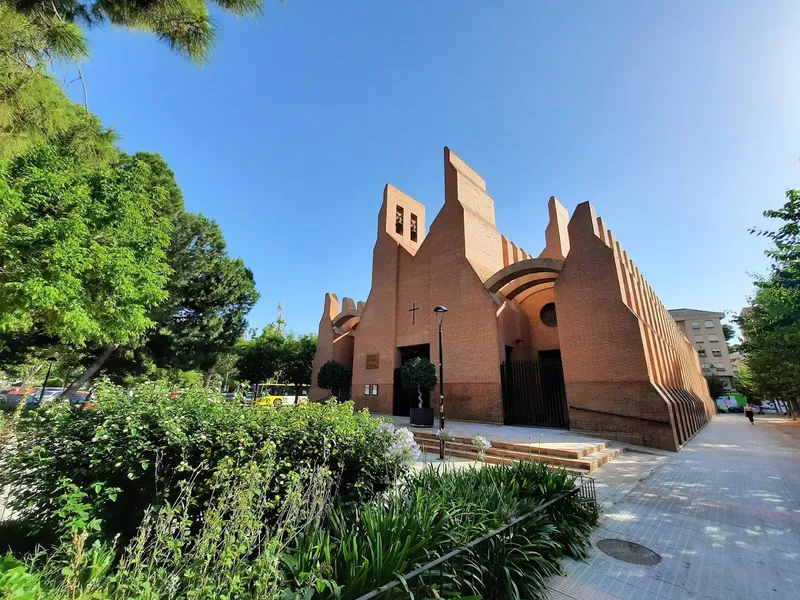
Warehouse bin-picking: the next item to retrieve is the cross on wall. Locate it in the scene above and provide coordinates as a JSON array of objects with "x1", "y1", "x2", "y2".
[{"x1": 408, "y1": 302, "x2": 420, "y2": 325}]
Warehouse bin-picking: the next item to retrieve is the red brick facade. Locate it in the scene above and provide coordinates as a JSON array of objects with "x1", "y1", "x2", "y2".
[{"x1": 310, "y1": 148, "x2": 714, "y2": 451}]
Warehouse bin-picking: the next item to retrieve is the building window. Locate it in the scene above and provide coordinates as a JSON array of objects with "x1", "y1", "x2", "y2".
[
  {"x1": 711, "y1": 349, "x2": 722, "y2": 357},
  {"x1": 705, "y1": 320, "x2": 715, "y2": 328},
  {"x1": 714, "y1": 363, "x2": 725, "y2": 371},
  {"x1": 410, "y1": 213, "x2": 418, "y2": 242},
  {"x1": 698, "y1": 349, "x2": 707, "y2": 357},
  {"x1": 708, "y1": 335, "x2": 718, "y2": 343},
  {"x1": 371, "y1": 384, "x2": 378, "y2": 396},
  {"x1": 540, "y1": 303, "x2": 558, "y2": 327},
  {"x1": 694, "y1": 335, "x2": 703, "y2": 343},
  {"x1": 701, "y1": 363, "x2": 711, "y2": 371},
  {"x1": 395, "y1": 206, "x2": 404, "y2": 235},
  {"x1": 691, "y1": 321, "x2": 700, "y2": 329},
  {"x1": 364, "y1": 384, "x2": 371, "y2": 396}
]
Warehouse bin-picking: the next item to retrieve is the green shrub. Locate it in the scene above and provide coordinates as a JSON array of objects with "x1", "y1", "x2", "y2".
[
  {"x1": 285, "y1": 461, "x2": 599, "y2": 599},
  {"x1": 0, "y1": 460, "x2": 597, "y2": 600},
  {"x1": 0, "y1": 382, "x2": 405, "y2": 544},
  {"x1": 0, "y1": 459, "x2": 334, "y2": 600}
]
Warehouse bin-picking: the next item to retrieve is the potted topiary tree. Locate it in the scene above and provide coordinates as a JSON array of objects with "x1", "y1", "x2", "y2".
[{"x1": 401, "y1": 357, "x2": 437, "y2": 427}]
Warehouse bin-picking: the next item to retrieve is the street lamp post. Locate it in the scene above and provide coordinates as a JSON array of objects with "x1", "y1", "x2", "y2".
[
  {"x1": 39, "y1": 357, "x2": 58, "y2": 403},
  {"x1": 433, "y1": 305, "x2": 448, "y2": 460}
]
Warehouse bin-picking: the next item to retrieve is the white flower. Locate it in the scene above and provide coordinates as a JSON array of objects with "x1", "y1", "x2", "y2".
[
  {"x1": 435, "y1": 428, "x2": 453, "y2": 441},
  {"x1": 377, "y1": 422, "x2": 395, "y2": 435},
  {"x1": 385, "y1": 427, "x2": 421, "y2": 464},
  {"x1": 472, "y1": 435, "x2": 491, "y2": 450}
]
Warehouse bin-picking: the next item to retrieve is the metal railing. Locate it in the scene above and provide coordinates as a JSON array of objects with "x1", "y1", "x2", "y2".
[{"x1": 355, "y1": 477, "x2": 597, "y2": 600}]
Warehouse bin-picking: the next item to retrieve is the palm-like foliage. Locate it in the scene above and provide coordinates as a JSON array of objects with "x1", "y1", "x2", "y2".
[{"x1": 284, "y1": 463, "x2": 600, "y2": 600}]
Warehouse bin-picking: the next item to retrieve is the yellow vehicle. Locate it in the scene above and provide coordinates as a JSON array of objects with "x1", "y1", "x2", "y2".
[{"x1": 253, "y1": 383, "x2": 309, "y2": 407}]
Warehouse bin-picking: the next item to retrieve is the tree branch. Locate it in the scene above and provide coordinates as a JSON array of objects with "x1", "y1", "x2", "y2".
[{"x1": 50, "y1": 1, "x2": 88, "y2": 110}]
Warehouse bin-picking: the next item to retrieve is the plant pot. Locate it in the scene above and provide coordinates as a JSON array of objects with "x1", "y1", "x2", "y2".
[{"x1": 410, "y1": 407, "x2": 434, "y2": 427}]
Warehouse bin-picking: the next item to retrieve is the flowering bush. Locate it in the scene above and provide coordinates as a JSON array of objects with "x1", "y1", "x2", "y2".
[{"x1": 0, "y1": 382, "x2": 407, "y2": 543}]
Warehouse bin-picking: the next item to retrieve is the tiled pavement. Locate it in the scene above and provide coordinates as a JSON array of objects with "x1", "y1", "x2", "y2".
[{"x1": 550, "y1": 415, "x2": 800, "y2": 600}]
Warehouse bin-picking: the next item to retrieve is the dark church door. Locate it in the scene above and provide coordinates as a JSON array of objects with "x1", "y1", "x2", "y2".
[
  {"x1": 500, "y1": 349, "x2": 569, "y2": 428},
  {"x1": 393, "y1": 344, "x2": 431, "y2": 416}
]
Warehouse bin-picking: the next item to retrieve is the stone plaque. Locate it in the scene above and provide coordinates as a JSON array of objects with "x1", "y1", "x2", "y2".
[{"x1": 366, "y1": 354, "x2": 380, "y2": 369}]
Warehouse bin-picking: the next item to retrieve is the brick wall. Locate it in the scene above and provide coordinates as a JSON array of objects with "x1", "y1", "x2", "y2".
[{"x1": 555, "y1": 202, "x2": 713, "y2": 451}]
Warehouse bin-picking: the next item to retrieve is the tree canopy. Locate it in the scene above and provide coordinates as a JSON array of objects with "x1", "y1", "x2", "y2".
[
  {"x1": 739, "y1": 189, "x2": 800, "y2": 416},
  {"x1": 705, "y1": 374, "x2": 727, "y2": 401},
  {"x1": 146, "y1": 212, "x2": 259, "y2": 374},
  {"x1": 0, "y1": 0, "x2": 266, "y2": 393},
  {"x1": 279, "y1": 333, "x2": 317, "y2": 391},
  {"x1": 0, "y1": 146, "x2": 172, "y2": 346},
  {"x1": 0, "y1": 3, "x2": 116, "y2": 164},
  {"x1": 6, "y1": 0, "x2": 264, "y2": 63},
  {"x1": 401, "y1": 357, "x2": 437, "y2": 409},
  {"x1": 235, "y1": 326, "x2": 286, "y2": 386},
  {"x1": 317, "y1": 360, "x2": 348, "y2": 399},
  {"x1": 722, "y1": 323, "x2": 735, "y2": 343}
]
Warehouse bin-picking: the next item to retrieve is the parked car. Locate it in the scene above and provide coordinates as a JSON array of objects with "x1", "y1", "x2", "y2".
[
  {"x1": 34, "y1": 388, "x2": 65, "y2": 403},
  {"x1": 0, "y1": 387, "x2": 37, "y2": 405}
]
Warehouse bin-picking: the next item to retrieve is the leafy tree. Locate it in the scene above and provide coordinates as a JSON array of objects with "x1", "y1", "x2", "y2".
[
  {"x1": 0, "y1": 145, "x2": 173, "y2": 396},
  {"x1": 317, "y1": 360, "x2": 347, "y2": 400},
  {"x1": 1, "y1": 2, "x2": 262, "y2": 393},
  {"x1": 733, "y1": 364, "x2": 764, "y2": 406},
  {"x1": 278, "y1": 333, "x2": 317, "y2": 393},
  {"x1": 740, "y1": 189, "x2": 800, "y2": 417},
  {"x1": 401, "y1": 357, "x2": 437, "y2": 409},
  {"x1": 120, "y1": 151, "x2": 184, "y2": 216},
  {"x1": 7, "y1": 0, "x2": 265, "y2": 63},
  {"x1": 145, "y1": 212, "x2": 258, "y2": 374},
  {"x1": 205, "y1": 351, "x2": 240, "y2": 391},
  {"x1": 722, "y1": 323, "x2": 736, "y2": 343},
  {"x1": 705, "y1": 374, "x2": 728, "y2": 401},
  {"x1": 235, "y1": 326, "x2": 284, "y2": 386}
]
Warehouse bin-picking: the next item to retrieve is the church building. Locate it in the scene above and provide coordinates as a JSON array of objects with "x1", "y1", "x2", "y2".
[{"x1": 310, "y1": 148, "x2": 714, "y2": 451}]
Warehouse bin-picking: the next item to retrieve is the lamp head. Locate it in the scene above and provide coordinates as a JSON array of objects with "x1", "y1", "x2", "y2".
[
  {"x1": 433, "y1": 305, "x2": 448, "y2": 326},
  {"x1": 46, "y1": 357, "x2": 57, "y2": 364}
]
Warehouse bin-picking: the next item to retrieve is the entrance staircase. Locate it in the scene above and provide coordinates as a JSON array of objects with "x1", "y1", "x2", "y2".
[{"x1": 411, "y1": 431, "x2": 622, "y2": 474}]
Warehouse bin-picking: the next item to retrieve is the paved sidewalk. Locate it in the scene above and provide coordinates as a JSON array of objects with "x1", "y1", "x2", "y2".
[{"x1": 551, "y1": 414, "x2": 800, "y2": 600}]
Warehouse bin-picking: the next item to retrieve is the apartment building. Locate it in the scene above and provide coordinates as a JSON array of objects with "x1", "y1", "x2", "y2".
[{"x1": 669, "y1": 308, "x2": 735, "y2": 389}]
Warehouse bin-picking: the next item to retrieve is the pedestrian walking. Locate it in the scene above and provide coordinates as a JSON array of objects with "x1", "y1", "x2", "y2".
[{"x1": 744, "y1": 403, "x2": 755, "y2": 424}]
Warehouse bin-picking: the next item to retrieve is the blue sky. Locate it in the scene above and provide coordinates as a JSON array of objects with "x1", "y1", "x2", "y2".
[{"x1": 68, "y1": 0, "x2": 800, "y2": 336}]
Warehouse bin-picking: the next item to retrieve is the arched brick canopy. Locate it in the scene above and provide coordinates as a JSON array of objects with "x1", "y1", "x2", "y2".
[
  {"x1": 502, "y1": 276, "x2": 558, "y2": 300},
  {"x1": 485, "y1": 258, "x2": 564, "y2": 293},
  {"x1": 331, "y1": 309, "x2": 360, "y2": 328}
]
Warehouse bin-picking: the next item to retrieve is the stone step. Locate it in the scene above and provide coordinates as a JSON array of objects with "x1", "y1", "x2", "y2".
[
  {"x1": 411, "y1": 432, "x2": 607, "y2": 459},
  {"x1": 416, "y1": 438, "x2": 597, "y2": 471},
  {"x1": 412, "y1": 433, "x2": 623, "y2": 473},
  {"x1": 439, "y1": 448, "x2": 589, "y2": 476}
]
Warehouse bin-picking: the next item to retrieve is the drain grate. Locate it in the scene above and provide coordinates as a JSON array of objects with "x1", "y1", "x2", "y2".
[{"x1": 597, "y1": 539, "x2": 661, "y2": 565}]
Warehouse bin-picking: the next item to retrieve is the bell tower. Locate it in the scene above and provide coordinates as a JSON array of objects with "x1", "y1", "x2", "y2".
[{"x1": 380, "y1": 184, "x2": 426, "y2": 255}]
